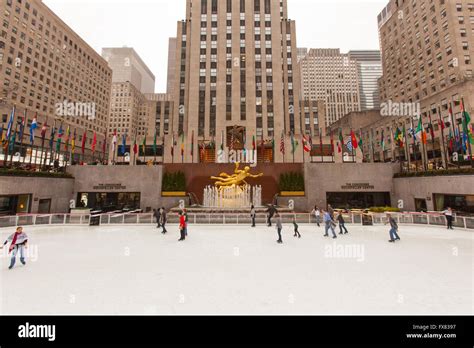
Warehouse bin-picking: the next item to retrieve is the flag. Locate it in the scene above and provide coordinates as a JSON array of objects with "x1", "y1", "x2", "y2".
[
  {"x1": 0, "y1": 124, "x2": 4, "y2": 144},
  {"x1": 64, "y1": 125, "x2": 70, "y2": 151},
  {"x1": 358, "y1": 130, "x2": 363, "y2": 149},
  {"x1": 252, "y1": 135, "x2": 256, "y2": 151},
  {"x1": 220, "y1": 131, "x2": 224, "y2": 152},
  {"x1": 415, "y1": 116, "x2": 423, "y2": 134},
  {"x1": 29, "y1": 114, "x2": 38, "y2": 145},
  {"x1": 55, "y1": 133, "x2": 61, "y2": 152},
  {"x1": 18, "y1": 112, "x2": 26, "y2": 141},
  {"x1": 180, "y1": 132, "x2": 185, "y2": 156},
  {"x1": 58, "y1": 124, "x2": 64, "y2": 139},
  {"x1": 81, "y1": 130, "x2": 87, "y2": 154},
  {"x1": 409, "y1": 127, "x2": 417, "y2": 142},
  {"x1": 71, "y1": 129, "x2": 76, "y2": 154},
  {"x1": 381, "y1": 130, "x2": 385, "y2": 150},
  {"x1": 337, "y1": 141, "x2": 342, "y2": 153},
  {"x1": 153, "y1": 130, "x2": 158, "y2": 156},
  {"x1": 280, "y1": 131, "x2": 285, "y2": 155},
  {"x1": 120, "y1": 133, "x2": 127, "y2": 155},
  {"x1": 421, "y1": 130, "x2": 428, "y2": 145},
  {"x1": 133, "y1": 134, "x2": 138, "y2": 155},
  {"x1": 92, "y1": 132, "x2": 97, "y2": 153},
  {"x1": 190, "y1": 131, "x2": 194, "y2": 157},
  {"x1": 111, "y1": 130, "x2": 118, "y2": 156},
  {"x1": 350, "y1": 130, "x2": 358, "y2": 149},
  {"x1": 142, "y1": 136, "x2": 146, "y2": 156},
  {"x1": 448, "y1": 129, "x2": 454, "y2": 152},
  {"x1": 346, "y1": 138, "x2": 354, "y2": 153},
  {"x1": 439, "y1": 115, "x2": 446, "y2": 131},
  {"x1": 6, "y1": 106, "x2": 15, "y2": 140},
  {"x1": 338, "y1": 128, "x2": 344, "y2": 143},
  {"x1": 41, "y1": 120, "x2": 48, "y2": 140},
  {"x1": 394, "y1": 128, "x2": 403, "y2": 148},
  {"x1": 330, "y1": 132, "x2": 335, "y2": 154},
  {"x1": 460, "y1": 99, "x2": 473, "y2": 144},
  {"x1": 8, "y1": 132, "x2": 16, "y2": 152},
  {"x1": 49, "y1": 125, "x2": 56, "y2": 150},
  {"x1": 302, "y1": 135, "x2": 311, "y2": 153}
]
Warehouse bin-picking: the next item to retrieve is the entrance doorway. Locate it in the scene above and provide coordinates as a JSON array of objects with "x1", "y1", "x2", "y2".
[
  {"x1": 38, "y1": 199, "x2": 52, "y2": 214},
  {"x1": 415, "y1": 199, "x2": 428, "y2": 212}
]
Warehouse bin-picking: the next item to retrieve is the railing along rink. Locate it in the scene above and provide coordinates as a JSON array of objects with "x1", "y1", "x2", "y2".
[{"x1": 0, "y1": 212, "x2": 473, "y2": 230}]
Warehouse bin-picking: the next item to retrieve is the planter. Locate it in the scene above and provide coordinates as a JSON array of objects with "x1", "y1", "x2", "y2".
[
  {"x1": 280, "y1": 191, "x2": 305, "y2": 197},
  {"x1": 162, "y1": 192, "x2": 187, "y2": 197}
]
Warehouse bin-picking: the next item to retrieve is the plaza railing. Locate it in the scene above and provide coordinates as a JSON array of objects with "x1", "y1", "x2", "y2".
[{"x1": 0, "y1": 212, "x2": 473, "y2": 230}]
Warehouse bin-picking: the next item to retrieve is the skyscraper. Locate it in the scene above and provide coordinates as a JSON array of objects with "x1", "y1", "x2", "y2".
[
  {"x1": 170, "y1": 0, "x2": 302, "y2": 163},
  {"x1": 167, "y1": 38, "x2": 177, "y2": 95},
  {"x1": 348, "y1": 50, "x2": 382, "y2": 111}
]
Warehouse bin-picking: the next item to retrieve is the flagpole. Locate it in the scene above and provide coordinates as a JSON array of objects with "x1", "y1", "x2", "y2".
[
  {"x1": 428, "y1": 111, "x2": 437, "y2": 166},
  {"x1": 403, "y1": 122, "x2": 410, "y2": 173},
  {"x1": 18, "y1": 110, "x2": 27, "y2": 165},
  {"x1": 418, "y1": 115, "x2": 428, "y2": 171},
  {"x1": 3, "y1": 105, "x2": 15, "y2": 169},
  {"x1": 437, "y1": 106, "x2": 448, "y2": 169},
  {"x1": 461, "y1": 97, "x2": 474, "y2": 168},
  {"x1": 9, "y1": 120, "x2": 19, "y2": 167}
]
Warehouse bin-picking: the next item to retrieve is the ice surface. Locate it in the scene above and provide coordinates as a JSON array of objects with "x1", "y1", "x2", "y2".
[{"x1": 0, "y1": 223, "x2": 472, "y2": 315}]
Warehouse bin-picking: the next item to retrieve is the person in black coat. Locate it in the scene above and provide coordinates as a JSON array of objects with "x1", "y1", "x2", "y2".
[
  {"x1": 337, "y1": 212, "x2": 348, "y2": 234},
  {"x1": 266, "y1": 205, "x2": 277, "y2": 227},
  {"x1": 160, "y1": 207, "x2": 168, "y2": 234},
  {"x1": 250, "y1": 205, "x2": 256, "y2": 227},
  {"x1": 154, "y1": 209, "x2": 161, "y2": 228}
]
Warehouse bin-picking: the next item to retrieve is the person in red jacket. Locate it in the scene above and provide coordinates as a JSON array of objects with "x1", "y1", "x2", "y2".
[{"x1": 178, "y1": 212, "x2": 186, "y2": 241}]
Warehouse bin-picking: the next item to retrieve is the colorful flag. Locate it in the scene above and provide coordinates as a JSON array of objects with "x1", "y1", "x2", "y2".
[
  {"x1": 133, "y1": 134, "x2": 138, "y2": 155},
  {"x1": 330, "y1": 132, "x2": 335, "y2": 154},
  {"x1": 302, "y1": 135, "x2": 311, "y2": 153},
  {"x1": 18, "y1": 112, "x2": 26, "y2": 141},
  {"x1": 180, "y1": 132, "x2": 185, "y2": 156},
  {"x1": 280, "y1": 131, "x2": 285, "y2": 155},
  {"x1": 142, "y1": 136, "x2": 146, "y2": 156},
  {"x1": 381, "y1": 130, "x2": 386, "y2": 150},
  {"x1": 394, "y1": 127, "x2": 403, "y2": 148},
  {"x1": 120, "y1": 133, "x2": 127, "y2": 155},
  {"x1": 415, "y1": 116, "x2": 423, "y2": 134},
  {"x1": 41, "y1": 120, "x2": 48, "y2": 140},
  {"x1": 92, "y1": 132, "x2": 97, "y2": 153},
  {"x1": 49, "y1": 125, "x2": 56, "y2": 150},
  {"x1": 64, "y1": 125, "x2": 70, "y2": 151},
  {"x1": 81, "y1": 130, "x2": 87, "y2": 154},
  {"x1": 71, "y1": 129, "x2": 76, "y2": 154},
  {"x1": 350, "y1": 129, "x2": 358, "y2": 149},
  {"x1": 6, "y1": 106, "x2": 15, "y2": 140},
  {"x1": 346, "y1": 138, "x2": 354, "y2": 153},
  {"x1": 190, "y1": 131, "x2": 194, "y2": 157},
  {"x1": 460, "y1": 99, "x2": 473, "y2": 144},
  {"x1": 252, "y1": 135, "x2": 256, "y2": 151},
  {"x1": 29, "y1": 114, "x2": 38, "y2": 145}
]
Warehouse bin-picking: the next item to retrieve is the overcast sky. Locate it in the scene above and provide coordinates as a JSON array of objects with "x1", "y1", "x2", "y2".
[{"x1": 43, "y1": 0, "x2": 388, "y2": 92}]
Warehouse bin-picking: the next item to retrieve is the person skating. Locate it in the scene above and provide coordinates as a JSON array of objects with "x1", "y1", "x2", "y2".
[
  {"x1": 323, "y1": 210, "x2": 337, "y2": 239},
  {"x1": 183, "y1": 209, "x2": 189, "y2": 236},
  {"x1": 178, "y1": 212, "x2": 186, "y2": 241},
  {"x1": 442, "y1": 207, "x2": 454, "y2": 230},
  {"x1": 311, "y1": 206, "x2": 321, "y2": 227},
  {"x1": 327, "y1": 204, "x2": 335, "y2": 219},
  {"x1": 266, "y1": 205, "x2": 276, "y2": 227},
  {"x1": 337, "y1": 212, "x2": 348, "y2": 235},
  {"x1": 154, "y1": 209, "x2": 161, "y2": 229},
  {"x1": 160, "y1": 207, "x2": 168, "y2": 234},
  {"x1": 386, "y1": 213, "x2": 401, "y2": 243},
  {"x1": 250, "y1": 205, "x2": 256, "y2": 227},
  {"x1": 275, "y1": 213, "x2": 283, "y2": 244},
  {"x1": 292, "y1": 217, "x2": 301, "y2": 238},
  {"x1": 1, "y1": 227, "x2": 28, "y2": 269}
]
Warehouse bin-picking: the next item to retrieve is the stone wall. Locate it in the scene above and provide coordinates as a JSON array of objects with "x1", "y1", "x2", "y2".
[
  {"x1": 393, "y1": 175, "x2": 474, "y2": 211},
  {"x1": 0, "y1": 176, "x2": 74, "y2": 213},
  {"x1": 68, "y1": 166, "x2": 163, "y2": 211}
]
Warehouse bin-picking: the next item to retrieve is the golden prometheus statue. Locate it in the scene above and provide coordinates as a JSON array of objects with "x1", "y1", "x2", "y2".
[{"x1": 211, "y1": 162, "x2": 263, "y2": 189}]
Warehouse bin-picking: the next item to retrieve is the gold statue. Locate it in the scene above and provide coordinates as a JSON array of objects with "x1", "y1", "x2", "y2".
[{"x1": 211, "y1": 162, "x2": 263, "y2": 188}]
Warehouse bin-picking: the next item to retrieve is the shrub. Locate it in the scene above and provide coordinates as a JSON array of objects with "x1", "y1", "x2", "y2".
[
  {"x1": 369, "y1": 206, "x2": 401, "y2": 213},
  {"x1": 0, "y1": 168, "x2": 73, "y2": 179},
  {"x1": 162, "y1": 171, "x2": 186, "y2": 192},
  {"x1": 394, "y1": 168, "x2": 474, "y2": 178},
  {"x1": 279, "y1": 172, "x2": 305, "y2": 192}
]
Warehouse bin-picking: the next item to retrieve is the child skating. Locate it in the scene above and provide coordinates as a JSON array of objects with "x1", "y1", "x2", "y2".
[{"x1": 1, "y1": 227, "x2": 29, "y2": 270}]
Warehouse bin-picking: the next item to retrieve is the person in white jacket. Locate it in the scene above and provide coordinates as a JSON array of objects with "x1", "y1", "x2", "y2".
[{"x1": 1, "y1": 227, "x2": 29, "y2": 269}]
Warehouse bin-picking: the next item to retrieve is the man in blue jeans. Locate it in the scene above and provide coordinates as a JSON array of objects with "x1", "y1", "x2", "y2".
[
  {"x1": 1, "y1": 227, "x2": 29, "y2": 269},
  {"x1": 386, "y1": 214, "x2": 401, "y2": 243},
  {"x1": 323, "y1": 210, "x2": 337, "y2": 239}
]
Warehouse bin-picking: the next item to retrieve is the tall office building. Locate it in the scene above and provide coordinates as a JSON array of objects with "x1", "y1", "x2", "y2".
[
  {"x1": 170, "y1": 0, "x2": 302, "y2": 163},
  {"x1": 362, "y1": 0, "x2": 474, "y2": 164},
  {"x1": 167, "y1": 38, "x2": 177, "y2": 95},
  {"x1": 0, "y1": 0, "x2": 112, "y2": 160},
  {"x1": 299, "y1": 49, "x2": 361, "y2": 128},
  {"x1": 103, "y1": 48, "x2": 156, "y2": 140},
  {"x1": 348, "y1": 50, "x2": 382, "y2": 111},
  {"x1": 297, "y1": 47, "x2": 308, "y2": 62},
  {"x1": 102, "y1": 47, "x2": 155, "y2": 94}
]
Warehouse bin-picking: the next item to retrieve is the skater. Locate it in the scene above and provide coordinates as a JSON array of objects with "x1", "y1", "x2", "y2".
[
  {"x1": 267, "y1": 205, "x2": 276, "y2": 227},
  {"x1": 311, "y1": 206, "x2": 321, "y2": 227},
  {"x1": 160, "y1": 207, "x2": 168, "y2": 234},
  {"x1": 442, "y1": 207, "x2": 454, "y2": 230},
  {"x1": 154, "y1": 209, "x2": 161, "y2": 228},
  {"x1": 337, "y1": 212, "x2": 348, "y2": 235},
  {"x1": 250, "y1": 205, "x2": 256, "y2": 227},
  {"x1": 323, "y1": 210, "x2": 337, "y2": 239},
  {"x1": 275, "y1": 213, "x2": 283, "y2": 244},
  {"x1": 327, "y1": 204, "x2": 335, "y2": 219},
  {"x1": 386, "y1": 213, "x2": 401, "y2": 243},
  {"x1": 183, "y1": 209, "x2": 189, "y2": 236},
  {"x1": 1, "y1": 227, "x2": 28, "y2": 269},
  {"x1": 178, "y1": 212, "x2": 186, "y2": 241},
  {"x1": 293, "y1": 217, "x2": 301, "y2": 238}
]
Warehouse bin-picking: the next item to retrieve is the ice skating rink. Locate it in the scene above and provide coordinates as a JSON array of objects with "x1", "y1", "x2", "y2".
[{"x1": 0, "y1": 224, "x2": 472, "y2": 315}]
